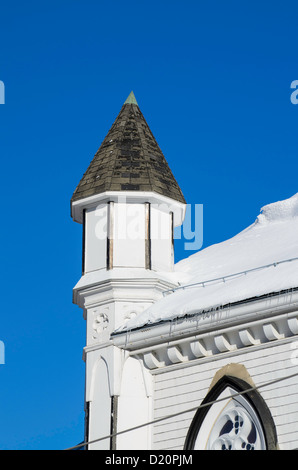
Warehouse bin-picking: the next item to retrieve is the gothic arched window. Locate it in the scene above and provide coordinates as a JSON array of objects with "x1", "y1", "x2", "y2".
[{"x1": 184, "y1": 376, "x2": 277, "y2": 450}]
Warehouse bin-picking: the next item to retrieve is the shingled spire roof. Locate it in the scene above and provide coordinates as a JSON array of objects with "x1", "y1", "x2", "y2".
[{"x1": 71, "y1": 92, "x2": 186, "y2": 204}]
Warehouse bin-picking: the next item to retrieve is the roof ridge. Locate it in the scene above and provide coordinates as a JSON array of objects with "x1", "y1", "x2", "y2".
[{"x1": 132, "y1": 104, "x2": 154, "y2": 193}]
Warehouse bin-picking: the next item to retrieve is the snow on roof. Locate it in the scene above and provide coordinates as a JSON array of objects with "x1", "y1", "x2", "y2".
[{"x1": 118, "y1": 193, "x2": 298, "y2": 332}]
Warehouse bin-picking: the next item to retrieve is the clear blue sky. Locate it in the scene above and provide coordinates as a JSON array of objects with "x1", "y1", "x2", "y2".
[{"x1": 0, "y1": 0, "x2": 298, "y2": 450}]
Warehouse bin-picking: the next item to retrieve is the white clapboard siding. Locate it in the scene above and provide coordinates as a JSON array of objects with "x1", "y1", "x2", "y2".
[{"x1": 152, "y1": 339, "x2": 298, "y2": 450}]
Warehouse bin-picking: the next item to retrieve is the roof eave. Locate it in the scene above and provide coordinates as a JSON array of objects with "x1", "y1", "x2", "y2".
[
  {"x1": 71, "y1": 190, "x2": 186, "y2": 224},
  {"x1": 111, "y1": 287, "x2": 298, "y2": 352}
]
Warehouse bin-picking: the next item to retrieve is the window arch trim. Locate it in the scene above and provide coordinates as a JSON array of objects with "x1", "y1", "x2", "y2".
[{"x1": 184, "y1": 375, "x2": 277, "y2": 450}]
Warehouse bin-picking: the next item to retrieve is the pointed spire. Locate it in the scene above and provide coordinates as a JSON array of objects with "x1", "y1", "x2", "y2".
[
  {"x1": 124, "y1": 91, "x2": 138, "y2": 106},
  {"x1": 71, "y1": 93, "x2": 185, "y2": 204}
]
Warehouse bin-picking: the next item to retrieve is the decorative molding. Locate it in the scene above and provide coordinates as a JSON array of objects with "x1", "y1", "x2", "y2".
[
  {"x1": 125, "y1": 310, "x2": 298, "y2": 370},
  {"x1": 122, "y1": 303, "x2": 148, "y2": 324},
  {"x1": 71, "y1": 190, "x2": 186, "y2": 225},
  {"x1": 73, "y1": 270, "x2": 179, "y2": 312},
  {"x1": 112, "y1": 291, "x2": 298, "y2": 373},
  {"x1": 92, "y1": 309, "x2": 109, "y2": 340}
]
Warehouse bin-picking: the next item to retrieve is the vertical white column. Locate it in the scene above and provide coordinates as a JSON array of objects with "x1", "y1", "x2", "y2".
[{"x1": 84, "y1": 204, "x2": 108, "y2": 273}]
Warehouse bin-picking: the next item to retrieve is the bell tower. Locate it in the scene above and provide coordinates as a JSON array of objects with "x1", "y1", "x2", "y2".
[{"x1": 71, "y1": 92, "x2": 186, "y2": 449}]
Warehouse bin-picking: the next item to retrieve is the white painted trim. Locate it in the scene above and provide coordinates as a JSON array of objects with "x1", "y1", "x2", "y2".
[
  {"x1": 151, "y1": 335, "x2": 298, "y2": 376},
  {"x1": 71, "y1": 191, "x2": 186, "y2": 226},
  {"x1": 73, "y1": 268, "x2": 180, "y2": 309},
  {"x1": 112, "y1": 291, "x2": 298, "y2": 370}
]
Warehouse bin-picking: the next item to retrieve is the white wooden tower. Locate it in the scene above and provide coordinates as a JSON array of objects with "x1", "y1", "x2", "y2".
[{"x1": 71, "y1": 92, "x2": 186, "y2": 449}]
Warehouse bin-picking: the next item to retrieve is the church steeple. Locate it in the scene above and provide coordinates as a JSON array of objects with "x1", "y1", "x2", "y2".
[
  {"x1": 71, "y1": 93, "x2": 186, "y2": 450},
  {"x1": 71, "y1": 91, "x2": 185, "y2": 205}
]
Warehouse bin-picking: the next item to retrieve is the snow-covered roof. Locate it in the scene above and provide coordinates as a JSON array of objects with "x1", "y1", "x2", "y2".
[{"x1": 118, "y1": 193, "x2": 298, "y2": 332}]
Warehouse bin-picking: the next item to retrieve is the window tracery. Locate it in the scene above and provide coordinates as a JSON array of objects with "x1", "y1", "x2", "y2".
[
  {"x1": 201, "y1": 387, "x2": 266, "y2": 450},
  {"x1": 184, "y1": 375, "x2": 277, "y2": 450}
]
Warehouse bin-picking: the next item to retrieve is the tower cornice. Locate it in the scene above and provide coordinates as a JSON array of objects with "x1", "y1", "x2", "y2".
[
  {"x1": 73, "y1": 268, "x2": 180, "y2": 311},
  {"x1": 71, "y1": 190, "x2": 186, "y2": 225}
]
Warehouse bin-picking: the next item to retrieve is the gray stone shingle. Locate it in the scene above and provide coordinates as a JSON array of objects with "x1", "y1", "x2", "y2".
[{"x1": 71, "y1": 94, "x2": 185, "y2": 204}]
